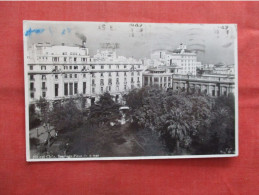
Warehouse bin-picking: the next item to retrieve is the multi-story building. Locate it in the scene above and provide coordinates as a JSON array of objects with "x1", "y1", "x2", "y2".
[
  {"x1": 150, "y1": 44, "x2": 201, "y2": 75},
  {"x1": 89, "y1": 50, "x2": 143, "y2": 103},
  {"x1": 142, "y1": 66, "x2": 180, "y2": 90},
  {"x1": 172, "y1": 74, "x2": 235, "y2": 97},
  {"x1": 26, "y1": 43, "x2": 143, "y2": 106}
]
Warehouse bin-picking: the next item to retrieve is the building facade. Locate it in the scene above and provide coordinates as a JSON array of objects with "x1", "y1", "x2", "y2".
[
  {"x1": 27, "y1": 43, "x2": 143, "y2": 106},
  {"x1": 142, "y1": 67, "x2": 174, "y2": 90},
  {"x1": 150, "y1": 44, "x2": 200, "y2": 76},
  {"x1": 172, "y1": 74, "x2": 235, "y2": 96}
]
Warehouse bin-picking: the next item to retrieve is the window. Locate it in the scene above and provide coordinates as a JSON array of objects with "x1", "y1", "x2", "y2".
[
  {"x1": 101, "y1": 87, "x2": 103, "y2": 93},
  {"x1": 70, "y1": 66, "x2": 72, "y2": 70},
  {"x1": 108, "y1": 78, "x2": 112, "y2": 85},
  {"x1": 55, "y1": 84, "x2": 58, "y2": 97},
  {"x1": 109, "y1": 65, "x2": 111, "y2": 69},
  {"x1": 64, "y1": 57, "x2": 67, "y2": 62},
  {"x1": 100, "y1": 73, "x2": 103, "y2": 77},
  {"x1": 124, "y1": 65, "x2": 127, "y2": 69},
  {"x1": 109, "y1": 86, "x2": 111, "y2": 91},
  {"x1": 64, "y1": 74, "x2": 67, "y2": 78},
  {"x1": 124, "y1": 72, "x2": 127, "y2": 76},
  {"x1": 41, "y1": 66, "x2": 46, "y2": 70},
  {"x1": 137, "y1": 72, "x2": 140, "y2": 76},
  {"x1": 42, "y1": 75, "x2": 46, "y2": 80},
  {"x1": 109, "y1": 73, "x2": 111, "y2": 77},
  {"x1": 83, "y1": 74, "x2": 86, "y2": 78},
  {"x1": 92, "y1": 87, "x2": 95, "y2": 93},
  {"x1": 69, "y1": 83, "x2": 73, "y2": 95},
  {"x1": 131, "y1": 72, "x2": 134, "y2": 76},
  {"x1": 30, "y1": 93, "x2": 34, "y2": 98},
  {"x1": 131, "y1": 78, "x2": 134, "y2": 83},
  {"x1": 74, "y1": 74, "x2": 77, "y2": 78},
  {"x1": 116, "y1": 72, "x2": 119, "y2": 77},
  {"x1": 30, "y1": 66, "x2": 33, "y2": 70},
  {"x1": 137, "y1": 77, "x2": 140, "y2": 82},
  {"x1": 42, "y1": 92, "x2": 46, "y2": 98},
  {"x1": 74, "y1": 66, "x2": 78, "y2": 70},
  {"x1": 74, "y1": 83, "x2": 78, "y2": 94},
  {"x1": 100, "y1": 79, "x2": 104, "y2": 85},
  {"x1": 101, "y1": 65, "x2": 104, "y2": 69},
  {"x1": 124, "y1": 85, "x2": 127, "y2": 90},
  {"x1": 70, "y1": 74, "x2": 72, "y2": 78},
  {"x1": 116, "y1": 86, "x2": 119, "y2": 91},
  {"x1": 117, "y1": 65, "x2": 119, "y2": 69},
  {"x1": 74, "y1": 57, "x2": 77, "y2": 62},
  {"x1": 30, "y1": 75, "x2": 34, "y2": 80},
  {"x1": 83, "y1": 82, "x2": 86, "y2": 94},
  {"x1": 42, "y1": 82, "x2": 46, "y2": 89},
  {"x1": 30, "y1": 83, "x2": 34, "y2": 90},
  {"x1": 55, "y1": 75, "x2": 58, "y2": 79},
  {"x1": 92, "y1": 79, "x2": 95, "y2": 85}
]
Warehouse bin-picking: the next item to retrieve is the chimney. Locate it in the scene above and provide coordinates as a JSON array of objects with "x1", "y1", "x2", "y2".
[{"x1": 82, "y1": 41, "x2": 86, "y2": 48}]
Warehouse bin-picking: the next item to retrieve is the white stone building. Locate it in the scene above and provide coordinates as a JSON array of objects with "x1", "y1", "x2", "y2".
[
  {"x1": 27, "y1": 43, "x2": 143, "y2": 106},
  {"x1": 150, "y1": 44, "x2": 201, "y2": 76}
]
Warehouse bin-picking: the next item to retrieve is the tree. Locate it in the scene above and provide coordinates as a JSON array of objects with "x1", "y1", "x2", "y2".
[
  {"x1": 49, "y1": 98, "x2": 83, "y2": 132},
  {"x1": 127, "y1": 87, "x2": 214, "y2": 154},
  {"x1": 87, "y1": 93, "x2": 120, "y2": 126},
  {"x1": 36, "y1": 97, "x2": 52, "y2": 148},
  {"x1": 29, "y1": 104, "x2": 41, "y2": 129}
]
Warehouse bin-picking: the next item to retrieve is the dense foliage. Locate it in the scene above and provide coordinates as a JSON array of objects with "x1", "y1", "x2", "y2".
[
  {"x1": 49, "y1": 99, "x2": 84, "y2": 132},
  {"x1": 125, "y1": 87, "x2": 235, "y2": 155},
  {"x1": 29, "y1": 104, "x2": 41, "y2": 129}
]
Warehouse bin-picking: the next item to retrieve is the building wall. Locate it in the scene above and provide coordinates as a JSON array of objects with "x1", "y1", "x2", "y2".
[
  {"x1": 27, "y1": 44, "x2": 143, "y2": 105},
  {"x1": 150, "y1": 44, "x2": 200, "y2": 76}
]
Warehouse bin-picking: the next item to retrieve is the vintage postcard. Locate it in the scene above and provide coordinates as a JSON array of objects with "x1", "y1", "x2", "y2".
[{"x1": 24, "y1": 21, "x2": 238, "y2": 161}]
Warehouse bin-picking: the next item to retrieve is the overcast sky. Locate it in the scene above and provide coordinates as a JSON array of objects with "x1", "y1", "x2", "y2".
[{"x1": 24, "y1": 21, "x2": 237, "y2": 65}]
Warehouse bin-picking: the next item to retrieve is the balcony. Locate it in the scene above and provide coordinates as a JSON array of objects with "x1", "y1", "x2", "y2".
[
  {"x1": 41, "y1": 87, "x2": 47, "y2": 91},
  {"x1": 30, "y1": 88, "x2": 36, "y2": 92}
]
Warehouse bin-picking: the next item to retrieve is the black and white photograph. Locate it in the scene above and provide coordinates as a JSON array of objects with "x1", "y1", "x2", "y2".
[{"x1": 24, "y1": 21, "x2": 238, "y2": 161}]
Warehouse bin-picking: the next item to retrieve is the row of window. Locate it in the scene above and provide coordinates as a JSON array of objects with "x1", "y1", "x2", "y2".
[
  {"x1": 29, "y1": 64, "x2": 142, "y2": 71},
  {"x1": 29, "y1": 82, "x2": 141, "y2": 99},
  {"x1": 29, "y1": 71, "x2": 141, "y2": 81},
  {"x1": 144, "y1": 76, "x2": 172, "y2": 83},
  {"x1": 92, "y1": 84, "x2": 140, "y2": 94},
  {"x1": 37, "y1": 56, "x2": 88, "y2": 62},
  {"x1": 92, "y1": 77, "x2": 140, "y2": 85}
]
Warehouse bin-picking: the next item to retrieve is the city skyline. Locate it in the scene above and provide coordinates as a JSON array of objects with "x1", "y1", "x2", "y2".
[{"x1": 24, "y1": 21, "x2": 237, "y2": 65}]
